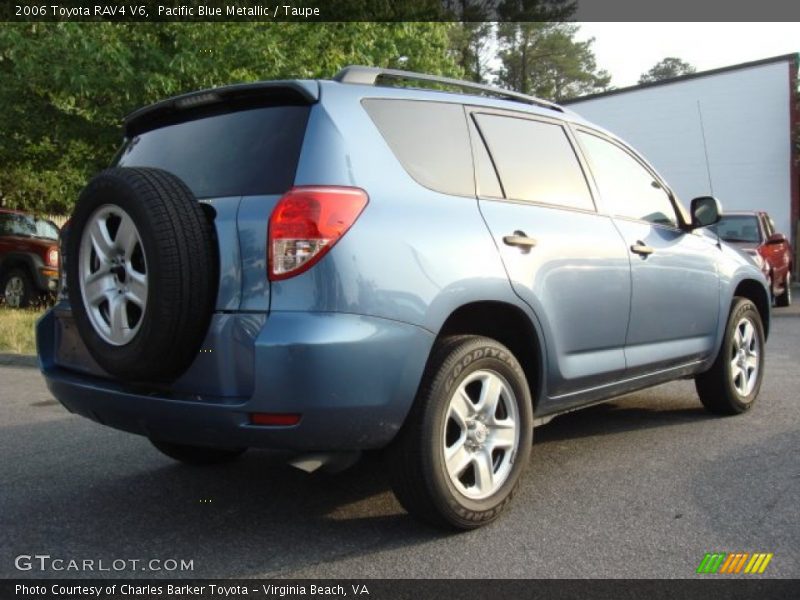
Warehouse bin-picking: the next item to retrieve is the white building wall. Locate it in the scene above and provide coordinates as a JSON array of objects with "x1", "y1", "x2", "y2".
[{"x1": 568, "y1": 61, "x2": 793, "y2": 241}]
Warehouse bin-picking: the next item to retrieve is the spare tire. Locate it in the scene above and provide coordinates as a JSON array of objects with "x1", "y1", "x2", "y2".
[{"x1": 66, "y1": 167, "x2": 218, "y2": 381}]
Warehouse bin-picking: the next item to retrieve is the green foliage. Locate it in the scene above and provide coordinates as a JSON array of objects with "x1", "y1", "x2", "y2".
[
  {"x1": 638, "y1": 57, "x2": 696, "y2": 84},
  {"x1": 495, "y1": 22, "x2": 611, "y2": 101},
  {"x1": 0, "y1": 22, "x2": 460, "y2": 214},
  {"x1": 442, "y1": 2, "x2": 497, "y2": 83}
]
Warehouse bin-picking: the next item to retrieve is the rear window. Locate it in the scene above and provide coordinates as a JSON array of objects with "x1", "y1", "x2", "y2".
[
  {"x1": 363, "y1": 99, "x2": 475, "y2": 197},
  {"x1": 115, "y1": 105, "x2": 310, "y2": 198}
]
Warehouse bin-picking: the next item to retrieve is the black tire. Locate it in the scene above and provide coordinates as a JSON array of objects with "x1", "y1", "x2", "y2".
[
  {"x1": 695, "y1": 297, "x2": 765, "y2": 415},
  {"x1": 1, "y1": 268, "x2": 36, "y2": 309},
  {"x1": 389, "y1": 336, "x2": 533, "y2": 530},
  {"x1": 66, "y1": 168, "x2": 218, "y2": 381},
  {"x1": 775, "y1": 272, "x2": 791, "y2": 307},
  {"x1": 150, "y1": 439, "x2": 246, "y2": 466}
]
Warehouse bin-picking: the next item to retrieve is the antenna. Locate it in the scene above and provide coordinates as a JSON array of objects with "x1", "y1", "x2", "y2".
[{"x1": 696, "y1": 100, "x2": 714, "y2": 196}]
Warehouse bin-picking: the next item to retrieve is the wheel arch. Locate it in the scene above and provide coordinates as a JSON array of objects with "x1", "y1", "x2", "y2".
[
  {"x1": 734, "y1": 278, "x2": 771, "y2": 339},
  {"x1": 0, "y1": 253, "x2": 38, "y2": 281},
  {"x1": 435, "y1": 300, "x2": 545, "y2": 410}
]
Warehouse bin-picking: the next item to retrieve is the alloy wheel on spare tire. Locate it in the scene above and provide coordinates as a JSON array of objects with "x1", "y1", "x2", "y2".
[{"x1": 66, "y1": 167, "x2": 218, "y2": 382}]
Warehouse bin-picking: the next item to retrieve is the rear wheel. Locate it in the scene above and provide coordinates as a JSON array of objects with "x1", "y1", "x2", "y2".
[
  {"x1": 695, "y1": 297, "x2": 765, "y2": 415},
  {"x1": 1, "y1": 268, "x2": 35, "y2": 309},
  {"x1": 775, "y1": 272, "x2": 791, "y2": 307},
  {"x1": 389, "y1": 336, "x2": 533, "y2": 530},
  {"x1": 150, "y1": 439, "x2": 246, "y2": 466}
]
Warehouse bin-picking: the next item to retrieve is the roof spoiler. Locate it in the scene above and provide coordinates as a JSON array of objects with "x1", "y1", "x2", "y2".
[{"x1": 124, "y1": 80, "x2": 319, "y2": 136}]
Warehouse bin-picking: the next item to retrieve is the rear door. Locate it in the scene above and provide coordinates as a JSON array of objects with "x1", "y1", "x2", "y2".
[
  {"x1": 574, "y1": 129, "x2": 720, "y2": 374},
  {"x1": 471, "y1": 110, "x2": 632, "y2": 402}
]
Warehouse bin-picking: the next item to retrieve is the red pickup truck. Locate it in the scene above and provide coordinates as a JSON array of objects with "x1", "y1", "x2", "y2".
[
  {"x1": 715, "y1": 210, "x2": 793, "y2": 307},
  {"x1": 0, "y1": 209, "x2": 60, "y2": 308}
]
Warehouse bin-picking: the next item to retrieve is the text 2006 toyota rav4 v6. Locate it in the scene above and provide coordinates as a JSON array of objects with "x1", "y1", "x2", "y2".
[{"x1": 38, "y1": 67, "x2": 770, "y2": 529}]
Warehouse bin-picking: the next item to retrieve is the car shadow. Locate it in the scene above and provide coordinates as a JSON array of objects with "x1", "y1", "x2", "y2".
[
  {"x1": 2, "y1": 388, "x2": 718, "y2": 579},
  {"x1": 534, "y1": 394, "x2": 715, "y2": 444}
]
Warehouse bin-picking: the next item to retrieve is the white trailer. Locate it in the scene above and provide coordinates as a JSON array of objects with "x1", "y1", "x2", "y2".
[{"x1": 565, "y1": 54, "x2": 799, "y2": 270}]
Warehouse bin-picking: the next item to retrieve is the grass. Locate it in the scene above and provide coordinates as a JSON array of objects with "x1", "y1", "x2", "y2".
[{"x1": 0, "y1": 306, "x2": 43, "y2": 355}]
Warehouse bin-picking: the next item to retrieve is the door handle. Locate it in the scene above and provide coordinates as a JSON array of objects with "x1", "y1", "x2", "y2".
[
  {"x1": 503, "y1": 231, "x2": 538, "y2": 249},
  {"x1": 630, "y1": 242, "x2": 655, "y2": 256}
]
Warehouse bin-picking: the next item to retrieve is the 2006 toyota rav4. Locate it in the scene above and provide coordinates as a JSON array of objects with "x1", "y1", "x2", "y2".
[{"x1": 37, "y1": 66, "x2": 770, "y2": 529}]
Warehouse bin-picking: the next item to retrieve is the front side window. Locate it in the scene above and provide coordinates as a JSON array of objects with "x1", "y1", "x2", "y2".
[
  {"x1": 577, "y1": 131, "x2": 677, "y2": 227},
  {"x1": 474, "y1": 114, "x2": 594, "y2": 211},
  {"x1": 763, "y1": 215, "x2": 775, "y2": 237}
]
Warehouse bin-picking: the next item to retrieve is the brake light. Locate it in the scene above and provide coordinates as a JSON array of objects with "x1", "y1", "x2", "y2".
[{"x1": 268, "y1": 186, "x2": 368, "y2": 281}]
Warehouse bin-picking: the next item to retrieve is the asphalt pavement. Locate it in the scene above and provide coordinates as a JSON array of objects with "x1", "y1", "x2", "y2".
[{"x1": 1, "y1": 303, "x2": 798, "y2": 579}]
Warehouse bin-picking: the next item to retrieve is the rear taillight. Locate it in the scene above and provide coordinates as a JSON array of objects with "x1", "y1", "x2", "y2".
[{"x1": 268, "y1": 186, "x2": 368, "y2": 281}]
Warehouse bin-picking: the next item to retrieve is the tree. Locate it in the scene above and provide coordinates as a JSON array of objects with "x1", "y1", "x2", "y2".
[
  {"x1": 495, "y1": 22, "x2": 611, "y2": 101},
  {"x1": 443, "y1": 1, "x2": 495, "y2": 83},
  {"x1": 639, "y1": 57, "x2": 696, "y2": 84},
  {"x1": 0, "y1": 23, "x2": 460, "y2": 214}
]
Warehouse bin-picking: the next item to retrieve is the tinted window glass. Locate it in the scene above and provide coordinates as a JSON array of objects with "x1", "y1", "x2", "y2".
[
  {"x1": 469, "y1": 119, "x2": 503, "y2": 198},
  {"x1": 363, "y1": 99, "x2": 474, "y2": 197},
  {"x1": 116, "y1": 105, "x2": 310, "y2": 198},
  {"x1": 578, "y1": 132, "x2": 677, "y2": 227},
  {"x1": 764, "y1": 215, "x2": 775, "y2": 237},
  {"x1": 714, "y1": 215, "x2": 762, "y2": 243},
  {"x1": 475, "y1": 114, "x2": 594, "y2": 210}
]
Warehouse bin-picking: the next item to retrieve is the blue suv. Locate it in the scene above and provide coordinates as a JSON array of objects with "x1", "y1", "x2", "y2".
[{"x1": 37, "y1": 66, "x2": 770, "y2": 529}]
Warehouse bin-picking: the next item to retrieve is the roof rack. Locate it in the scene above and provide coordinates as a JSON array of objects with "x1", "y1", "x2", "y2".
[{"x1": 333, "y1": 65, "x2": 564, "y2": 113}]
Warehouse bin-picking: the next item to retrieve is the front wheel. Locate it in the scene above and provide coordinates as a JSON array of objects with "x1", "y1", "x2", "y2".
[
  {"x1": 2, "y1": 268, "x2": 36, "y2": 309},
  {"x1": 389, "y1": 336, "x2": 533, "y2": 530},
  {"x1": 775, "y1": 272, "x2": 791, "y2": 307},
  {"x1": 150, "y1": 439, "x2": 247, "y2": 465},
  {"x1": 695, "y1": 297, "x2": 765, "y2": 415}
]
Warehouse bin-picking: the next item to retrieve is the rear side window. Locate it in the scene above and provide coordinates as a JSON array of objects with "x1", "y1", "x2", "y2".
[
  {"x1": 116, "y1": 105, "x2": 310, "y2": 198},
  {"x1": 363, "y1": 99, "x2": 474, "y2": 197},
  {"x1": 474, "y1": 114, "x2": 595, "y2": 211}
]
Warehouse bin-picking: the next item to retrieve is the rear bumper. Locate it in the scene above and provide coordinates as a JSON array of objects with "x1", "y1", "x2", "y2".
[{"x1": 37, "y1": 309, "x2": 434, "y2": 451}]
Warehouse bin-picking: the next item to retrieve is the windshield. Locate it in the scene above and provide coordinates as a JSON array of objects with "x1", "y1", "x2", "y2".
[
  {"x1": 0, "y1": 213, "x2": 59, "y2": 240},
  {"x1": 714, "y1": 215, "x2": 761, "y2": 243}
]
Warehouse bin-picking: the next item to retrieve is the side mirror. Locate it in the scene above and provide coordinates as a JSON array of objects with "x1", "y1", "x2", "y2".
[
  {"x1": 690, "y1": 196, "x2": 722, "y2": 229},
  {"x1": 767, "y1": 232, "x2": 787, "y2": 245}
]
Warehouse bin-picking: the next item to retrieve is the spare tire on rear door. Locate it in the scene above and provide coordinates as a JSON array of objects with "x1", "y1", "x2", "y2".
[{"x1": 66, "y1": 167, "x2": 218, "y2": 382}]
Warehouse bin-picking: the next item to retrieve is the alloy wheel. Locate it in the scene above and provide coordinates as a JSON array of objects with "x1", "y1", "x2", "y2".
[
  {"x1": 442, "y1": 369, "x2": 520, "y2": 500},
  {"x1": 730, "y1": 317, "x2": 760, "y2": 397},
  {"x1": 3, "y1": 276, "x2": 25, "y2": 308},
  {"x1": 78, "y1": 204, "x2": 148, "y2": 346}
]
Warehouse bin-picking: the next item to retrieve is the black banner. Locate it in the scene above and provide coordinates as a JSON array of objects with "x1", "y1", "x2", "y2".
[
  {"x1": 2, "y1": 0, "x2": 800, "y2": 22},
  {"x1": 3, "y1": 579, "x2": 799, "y2": 600}
]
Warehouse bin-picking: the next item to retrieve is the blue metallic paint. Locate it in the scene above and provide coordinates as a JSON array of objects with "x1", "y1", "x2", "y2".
[{"x1": 36, "y1": 77, "x2": 771, "y2": 451}]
